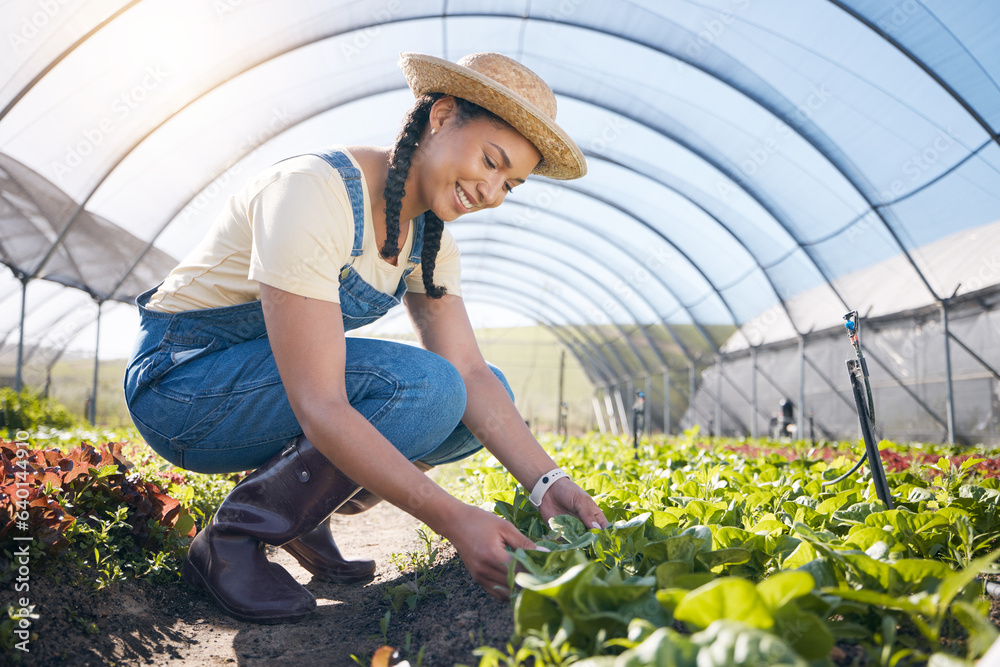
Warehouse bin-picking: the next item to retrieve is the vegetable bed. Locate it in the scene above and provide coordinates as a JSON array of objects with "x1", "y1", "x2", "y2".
[{"x1": 451, "y1": 434, "x2": 1000, "y2": 666}]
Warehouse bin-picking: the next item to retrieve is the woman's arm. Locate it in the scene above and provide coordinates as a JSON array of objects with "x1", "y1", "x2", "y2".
[
  {"x1": 404, "y1": 291, "x2": 609, "y2": 529},
  {"x1": 260, "y1": 283, "x2": 535, "y2": 598}
]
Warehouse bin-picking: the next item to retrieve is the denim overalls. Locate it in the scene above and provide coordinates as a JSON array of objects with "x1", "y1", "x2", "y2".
[{"x1": 124, "y1": 149, "x2": 510, "y2": 474}]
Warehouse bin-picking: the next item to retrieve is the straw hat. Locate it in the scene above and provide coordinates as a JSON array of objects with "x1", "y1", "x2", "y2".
[{"x1": 398, "y1": 52, "x2": 586, "y2": 180}]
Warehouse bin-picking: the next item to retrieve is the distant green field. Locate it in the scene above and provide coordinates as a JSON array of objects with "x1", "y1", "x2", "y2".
[
  {"x1": 375, "y1": 326, "x2": 597, "y2": 434},
  {"x1": 4, "y1": 323, "x2": 723, "y2": 433},
  {"x1": 1, "y1": 326, "x2": 597, "y2": 432}
]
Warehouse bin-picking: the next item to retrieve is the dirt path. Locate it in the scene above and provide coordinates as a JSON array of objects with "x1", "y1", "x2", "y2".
[{"x1": 19, "y1": 502, "x2": 514, "y2": 666}]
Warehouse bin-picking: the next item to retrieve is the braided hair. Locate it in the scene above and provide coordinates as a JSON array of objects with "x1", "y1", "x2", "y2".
[{"x1": 382, "y1": 93, "x2": 509, "y2": 298}]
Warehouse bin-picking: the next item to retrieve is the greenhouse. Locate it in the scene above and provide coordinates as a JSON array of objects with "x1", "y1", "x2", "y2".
[{"x1": 2, "y1": 1, "x2": 1000, "y2": 665}]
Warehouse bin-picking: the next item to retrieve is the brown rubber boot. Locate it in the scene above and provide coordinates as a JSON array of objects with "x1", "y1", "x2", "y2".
[
  {"x1": 282, "y1": 461, "x2": 434, "y2": 579},
  {"x1": 182, "y1": 436, "x2": 362, "y2": 624}
]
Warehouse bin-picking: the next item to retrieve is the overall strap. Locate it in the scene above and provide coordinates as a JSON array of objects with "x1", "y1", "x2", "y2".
[
  {"x1": 408, "y1": 213, "x2": 425, "y2": 265},
  {"x1": 311, "y1": 149, "x2": 365, "y2": 257}
]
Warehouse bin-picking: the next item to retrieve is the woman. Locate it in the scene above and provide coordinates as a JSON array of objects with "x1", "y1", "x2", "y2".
[{"x1": 124, "y1": 51, "x2": 608, "y2": 624}]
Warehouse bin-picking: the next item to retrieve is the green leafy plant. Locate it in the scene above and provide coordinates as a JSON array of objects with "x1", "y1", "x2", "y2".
[
  {"x1": 0, "y1": 388, "x2": 78, "y2": 431},
  {"x1": 385, "y1": 527, "x2": 449, "y2": 611},
  {"x1": 447, "y1": 434, "x2": 1000, "y2": 665}
]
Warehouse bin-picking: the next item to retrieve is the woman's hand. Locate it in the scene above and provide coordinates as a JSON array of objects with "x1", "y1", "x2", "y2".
[
  {"x1": 445, "y1": 504, "x2": 537, "y2": 600},
  {"x1": 538, "y1": 478, "x2": 609, "y2": 530}
]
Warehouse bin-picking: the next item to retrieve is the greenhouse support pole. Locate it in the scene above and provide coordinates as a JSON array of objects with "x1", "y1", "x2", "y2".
[
  {"x1": 90, "y1": 302, "x2": 102, "y2": 425},
  {"x1": 15, "y1": 278, "x2": 27, "y2": 392},
  {"x1": 688, "y1": 363, "x2": 697, "y2": 429},
  {"x1": 797, "y1": 336, "x2": 806, "y2": 441},
  {"x1": 663, "y1": 367, "x2": 671, "y2": 435},
  {"x1": 941, "y1": 301, "x2": 956, "y2": 444},
  {"x1": 750, "y1": 346, "x2": 759, "y2": 438},
  {"x1": 592, "y1": 391, "x2": 607, "y2": 434},
  {"x1": 614, "y1": 385, "x2": 630, "y2": 439},
  {"x1": 715, "y1": 357, "x2": 723, "y2": 437},
  {"x1": 645, "y1": 374, "x2": 652, "y2": 436},
  {"x1": 626, "y1": 376, "x2": 635, "y2": 424},
  {"x1": 556, "y1": 348, "x2": 565, "y2": 436},
  {"x1": 603, "y1": 387, "x2": 619, "y2": 436}
]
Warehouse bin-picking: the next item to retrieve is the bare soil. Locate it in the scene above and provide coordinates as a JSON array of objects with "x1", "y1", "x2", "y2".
[{"x1": 10, "y1": 502, "x2": 514, "y2": 666}]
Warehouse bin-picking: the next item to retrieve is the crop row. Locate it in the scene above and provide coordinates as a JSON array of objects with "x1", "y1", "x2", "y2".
[{"x1": 450, "y1": 436, "x2": 1000, "y2": 666}]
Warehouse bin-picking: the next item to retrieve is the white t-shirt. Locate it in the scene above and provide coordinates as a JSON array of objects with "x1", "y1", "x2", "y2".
[{"x1": 147, "y1": 147, "x2": 462, "y2": 313}]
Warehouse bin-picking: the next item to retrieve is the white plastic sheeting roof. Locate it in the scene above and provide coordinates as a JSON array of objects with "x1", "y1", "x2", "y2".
[{"x1": 2, "y1": 0, "x2": 1000, "y2": 390}]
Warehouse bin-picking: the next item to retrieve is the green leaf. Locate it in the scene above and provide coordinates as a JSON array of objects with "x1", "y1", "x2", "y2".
[
  {"x1": 582, "y1": 473, "x2": 618, "y2": 496},
  {"x1": 515, "y1": 561, "x2": 593, "y2": 601},
  {"x1": 549, "y1": 514, "x2": 587, "y2": 541},
  {"x1": 796, "y1": 557, "x2": 840, "y2": 589},
  {"x1": 482, "y1": 472, "x2": 509, "y2": 498},
  {"x1": 655, "y1": 588, "x2": 688, "y2": 615},
  {"x1": 695, "y1": 548, "x2": 752, "y2": 571},
  {"x1": 513, "y1": 588, "x2": 561, "y2": 636},
  {"x1": 891, "y1": 559, "x2": 952, "y2": 595},
  {"x1": 683, "y1": 500, "x2": 726, "y2": 525},
  {"x1": 773, "y1": 604, "x2": 834, "y2": 660},
  {"x1": 782, "y1": 541, "x2": 817, "y2": 570},
  {"x1": 834, "y1": 502, "x2": 882, "y2": 523},
  {"x1": 674, "y1": 578, "x2": 774, "y2": 631},
  {"x1": 689, "y1": 620, "x2": 807, "y2": 666},
  {"x1": 749, "y1": 519, "x2": 787, "y2": 536},
  {"x1": 756, "y1": 571, "x2": 815, "y2": 611},
  {"x1": 950, "y1": 600, "x2": 999, "y2": 658},
  {"x1": 842, "y1": 553, "x2": 892, "y2": 592},
  {"x1": 845, "y1": 525, "x2": 897, "y2": 551},
  {"x1": 613, "y1": 627, "x2": 699, "y2": 667},
  {"x1": 938, "y1": 546, "x2": 1000, "y2": 610},
  {"x1": 172, "y1": 513, "x2": 195, "y2": 537},
  {"x1": 655, "y1": 561, "x2": 690, "y2": 589}
]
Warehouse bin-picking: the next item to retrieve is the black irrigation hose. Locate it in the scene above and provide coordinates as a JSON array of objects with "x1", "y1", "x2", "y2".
[{"x1": 822, "y1": 451, "x2": 868, "y2": 487}]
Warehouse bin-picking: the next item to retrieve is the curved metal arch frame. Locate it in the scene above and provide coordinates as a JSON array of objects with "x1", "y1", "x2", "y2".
[
  {"x1": 461, "y1": 256, "x2": 641, "y2": 381},
  {"x1": 81, "y1": 21, "x2": 863, "y2": 336},
  {"x1": 826, "y1": 0, "x2": 1000, "y2": 149},
  {"x1": 453, "y1": 213, "x2": 701, "y2": 363},
  {"x1": 464, "y1": 242, "x2": 694, "y2": 429},
  {"x1": 0, "y1": 10, "x2": 915, "y2": 309},
  {"x1": 100, "y1": 94, "x2": 745, "y2": 361},
  {"x1": 453, "y1": 221, "x2": 679, "y2": 368},
  {"x1": 457, "y1": 217, "x2": 710, "y2": 429},
  {"x1": 453, "y1": 286, "x2": 608, "y2": 387},
  {"x1": 11, "y1": 7, "x2": 985, "y2": 339},
  {"x1": 585, "y1": 150, "x2": 803, "y2": 337},
  {"x1": 455, "y1": 284, "x2": 627, "y2": 433},
  {"x1": 461, "y1": 244, "x2": 669, "y2": 372},
  {"x1": 459, "y1": 279, "x2": 620, "y2": 385}
]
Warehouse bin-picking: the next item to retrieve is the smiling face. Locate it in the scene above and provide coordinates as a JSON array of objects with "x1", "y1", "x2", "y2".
[{"x1": 411, "y1": 97, "x2": 542, "y2": 222}]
